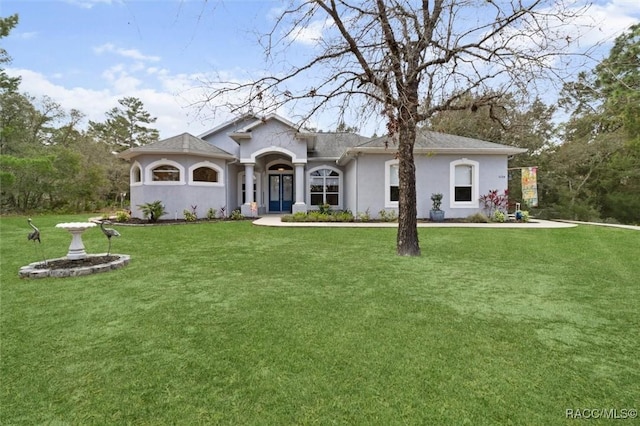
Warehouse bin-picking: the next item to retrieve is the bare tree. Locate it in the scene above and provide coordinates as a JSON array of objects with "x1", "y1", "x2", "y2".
[{"x1": 197, "y1": 0, "x2": 590, "y2": 256}]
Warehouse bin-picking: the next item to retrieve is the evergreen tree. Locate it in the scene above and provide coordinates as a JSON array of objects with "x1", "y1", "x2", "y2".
[
  {"x1": 89, "y1": 97, "x2": 159, "y2": 152},
  {"x1": 555, "y1": 24, "x2": 640, "y2": 223}
]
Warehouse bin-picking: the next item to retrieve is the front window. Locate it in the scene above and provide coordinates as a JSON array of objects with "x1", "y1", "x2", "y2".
[
  {"x1": 309, "y1": 168, "x2": 340, "y2": 206},
  {"x1": 152, "y1": 165, "x2": 180, "y2": 181},
  {"x1": 242, "y1": 182, "x2": 257, "y2": 204},
  {"x1": 385, "y1": 159, "x2": 399, "y2": 207},
  {"x1": 454, "y1": 165, "x2": 473, "y2": 202},
  {"x1": 238, "y1": 172, "x2": 259, "y2": 205},
  {"x1": 449, "y1": 159, "x2": 479, "y2": 208}
]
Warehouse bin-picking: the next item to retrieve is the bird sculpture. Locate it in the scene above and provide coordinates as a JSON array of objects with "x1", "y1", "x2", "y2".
[
  {"x1": 99, "y1": 220, "x2": 121, "y2": 255},
  {"x1": 27, "y1": 218, "x2": 41, "y2": 243},
  {"x1": 27, "y1": 218, "x2": 47, "y2": 264}
]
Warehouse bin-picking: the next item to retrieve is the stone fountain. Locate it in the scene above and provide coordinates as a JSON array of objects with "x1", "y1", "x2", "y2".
[{"x1": 19, "y1": 220, "x2": 130, "y2": 279}]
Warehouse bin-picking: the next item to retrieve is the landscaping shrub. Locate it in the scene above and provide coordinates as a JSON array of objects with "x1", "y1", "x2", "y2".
[
  {"x1": 115, "y1": 210, "x2": 130, "y2": 222},
  {"x1": 183, "y1": 209, "x2": 197, "y2": 222},
  {"x1": 230, "y1": 209, "x2": 245, "y2": 220},
  {"x1": 378, "y1": 209, "x2": 398, "y2": 222},
  {"x1": 357, "y1": 209, "x2": 371, "y2": 222},
  {"x1": 466, "y1": 212, "x2": 489, "y2": 223}
]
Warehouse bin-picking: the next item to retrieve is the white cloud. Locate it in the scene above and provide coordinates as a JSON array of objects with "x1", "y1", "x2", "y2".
[
  {"x1": 13, "y1": 31, "x2": 38, "y2": 40},
  {"x1": 5, "y1": 67, "x2": 212, "y2": 138},
  {"x1": 287, "y1": 19, "x2": 330, "y2": 46},
  {"x1": 64, "y1": 0, "x2": 119, "y2": 9},
  {"x1": 564, "y1": 2, "x2": 639, "y2": 47},
  {"x1": 93, "y1": 43, "x2": 161, "y2": 62}
]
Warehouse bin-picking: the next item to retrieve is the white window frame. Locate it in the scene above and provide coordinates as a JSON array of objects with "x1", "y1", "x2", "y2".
[
  {"x1": 145, "y1": 159, "x2": 185, "y2": 186},
  {"x1": 188, "y1": 161, "x2": 224, "y2": 187},
  {"x1": 237, "y1": 171, "x2": 260, "y2": 206},
  {"x1": 130, "y1": 161, "x2": 142, "y2": 187},
  {"x1": 307, "y1": 165, "x2": 343, "y2": 209},
  {"x1": 385, "y1": 159, "x2": 399, "y2": 208},
  {"x1": 450, "y1": 158, "x2": 479, "y2": 208}
]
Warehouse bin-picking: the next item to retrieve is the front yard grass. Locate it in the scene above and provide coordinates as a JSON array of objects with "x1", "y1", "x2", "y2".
[{"x1": 1, "y1": 215, "x2": 638, "y2": 424}]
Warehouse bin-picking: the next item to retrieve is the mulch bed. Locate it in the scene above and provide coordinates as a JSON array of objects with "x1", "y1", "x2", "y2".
[{"x1": 35, "y1": 255, "x2": 119, "y2": 270}]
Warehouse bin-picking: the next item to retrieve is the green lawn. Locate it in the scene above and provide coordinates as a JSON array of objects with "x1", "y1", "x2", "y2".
[{"x1": 1, "y1": 215, "x2": 638, "y2": 425}]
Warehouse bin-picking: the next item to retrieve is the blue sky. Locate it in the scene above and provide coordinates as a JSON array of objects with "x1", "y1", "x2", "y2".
[{"x1": 2, "y1": 0, "x2": 639, "y2": 139}]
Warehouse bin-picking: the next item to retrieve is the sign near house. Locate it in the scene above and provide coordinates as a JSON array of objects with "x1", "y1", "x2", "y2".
[{"x1": 521, "y1": 167, "x2": 539, "y2": 207}]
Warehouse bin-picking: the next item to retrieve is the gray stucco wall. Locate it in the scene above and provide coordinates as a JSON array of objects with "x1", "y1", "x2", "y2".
[
  {"x1": 200, "y1": 116, "x2": 255, "y2": 157},
  {"x1": 352, "y1": 153, "x2": 509, "y2": 219},
  {"x1": 129, "y1": 154, "x2": 228, "y2": 219},
  {"x1": 344, "y1": 160, "x2": 357, "y2": 213},
  {"x1": 239, "y1": 121, "x2": 307, "y2": 162},
  {"x1": 418, "y1": 154, "x2": 508, "y2": 218}
]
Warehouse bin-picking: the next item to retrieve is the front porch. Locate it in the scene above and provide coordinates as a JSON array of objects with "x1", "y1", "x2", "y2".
[{"x1": 239, "y1": 149, "x2": 307, "y2": 217}]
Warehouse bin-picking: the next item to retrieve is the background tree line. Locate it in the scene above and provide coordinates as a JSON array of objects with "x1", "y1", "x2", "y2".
[
  {"x1": 0, "y1": 15, "x2": 158, "y2": 214},
  {"x1": 1, "y1": 14, "x2": 637, "y2": 224},
  {"x1": 428, "y1": 23, "x2": 639, "y2": 225}
]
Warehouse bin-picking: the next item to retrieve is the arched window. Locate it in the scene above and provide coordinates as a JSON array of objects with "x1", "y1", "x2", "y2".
[
  {"x1": 188, "y1": 162, "x2": 223, "y2": 186},
  {"x1": 131, "y1": 162, "x2": 142, "y2": 185},
  {"x1": 268, "y1": 163, "x2": 293, "y2": 172},
  {"x1": 308, "y1": 166, "x2": 342, "y2": 207},
  {"x1": 152, "y1": 165, "x2": 180, "y2": 181},
  {"x1": 450, "y1": 159, "x2": 479, "y2": 208},
  {"x1": 193, "y1": 167, "x2": 218, "y2": 182},
  {"x1": 146, "y1": 160, "x2": 185, "y2": 185}
]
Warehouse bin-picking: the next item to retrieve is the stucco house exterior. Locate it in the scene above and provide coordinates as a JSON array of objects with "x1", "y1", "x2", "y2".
[{"x1": 118, "y1": 113, "x2": 526, "y2": 220}]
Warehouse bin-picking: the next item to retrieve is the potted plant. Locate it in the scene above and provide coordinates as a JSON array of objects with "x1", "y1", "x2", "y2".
[{"x1": 429, "y1": 193, "x2": 445, "y2": 222}]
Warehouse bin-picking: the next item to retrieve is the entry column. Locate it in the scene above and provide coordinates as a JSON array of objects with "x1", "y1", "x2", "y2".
[
  {"x1": 292, "y1": 163, "x2": 307, "y2": 214},
  {"x1": 241, "y1": 163, "x2": 256, "y2": 217}
]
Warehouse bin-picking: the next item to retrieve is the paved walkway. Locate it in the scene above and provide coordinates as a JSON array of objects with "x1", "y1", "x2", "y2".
[
  {"x1": 553, "y1": 220, "x2": 640, "y2": 231},
  {"x1": 253, "y1": 215, "x2": 578, "y2": 228}
]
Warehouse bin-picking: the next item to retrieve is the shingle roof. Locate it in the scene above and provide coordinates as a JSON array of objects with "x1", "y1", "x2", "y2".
[
  {"x1": 118, "y1": 133, "x2": 233, "y2": 160},
  {"x1": 336, "y1": 129, "x2": 527, "y2": 165},
  {"x1": 308, "y1": 132, "x2": 371, "y2": 158},
  {"x1": 358, "y1": 130, "x2": 524, "y2": 151}
]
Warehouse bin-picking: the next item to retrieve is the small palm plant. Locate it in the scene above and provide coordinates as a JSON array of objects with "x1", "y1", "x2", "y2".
[{"x1": 138, "y1": 200, "x2": 167, "y2": 223}]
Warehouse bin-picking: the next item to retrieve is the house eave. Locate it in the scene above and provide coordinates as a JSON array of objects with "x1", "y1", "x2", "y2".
[
  {"x1": 307, "y1": 156, "x2": 340, "y2": 162},
  {"x1": 338, "y1": 146, "x2": 526, "y2": 161},
  {"x1": 117, "y1": 148, "x2": 236, "y2": 161},
  {"x1": 228, "y1": 132, "x2": 252, "y2": 142}
]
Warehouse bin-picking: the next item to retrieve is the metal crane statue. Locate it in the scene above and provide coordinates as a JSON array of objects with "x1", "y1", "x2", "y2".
[
  {"x1": 28, "y1": 218, "x2": 40, "y2": 242},
  {"x1": 99, "y1": 220, "x2": 121, "y2": 255},
  {"x1": 27, "y1": 218, "x2": 47, "y2": 264}
]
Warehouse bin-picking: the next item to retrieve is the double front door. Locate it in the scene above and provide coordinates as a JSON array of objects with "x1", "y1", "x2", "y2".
[{"x1": 269, "y1": 174, "x2": 293, "y2": 212}]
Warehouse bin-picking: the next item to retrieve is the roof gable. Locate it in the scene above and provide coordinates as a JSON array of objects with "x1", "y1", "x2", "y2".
[{"x1": 197, "y1": 113, "x2": 258, "y2": 139}]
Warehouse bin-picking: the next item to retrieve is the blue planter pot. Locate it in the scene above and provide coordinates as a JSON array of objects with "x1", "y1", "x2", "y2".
[{"x1": 429, "y1": 210, "x2": 445, "y2": 222}]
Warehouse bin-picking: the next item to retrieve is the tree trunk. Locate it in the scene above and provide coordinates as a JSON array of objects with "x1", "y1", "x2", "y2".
[{"x1": 396, "y1": 98, "x2": 421, "y2": 256}]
